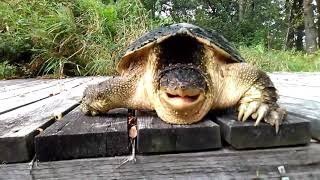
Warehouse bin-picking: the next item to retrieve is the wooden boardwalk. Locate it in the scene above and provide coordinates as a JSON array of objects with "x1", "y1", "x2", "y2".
[{"x1": 0, "y1": 73, "x2": 319, "y2": 179}]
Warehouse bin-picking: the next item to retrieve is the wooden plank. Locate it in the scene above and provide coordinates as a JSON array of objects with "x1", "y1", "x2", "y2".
[
  {"x1": 0, "y1": 78, "x2": 75, "y2": 100},
  {"x1": 269, "y1": 72, "x2": 320, "y2": 87},
  {"x1": 1, "y1": 143, "x2": 319, "y2": 179},
  {"x1": 35, "y1": 108, "x2": 129, "y2": 162},
  {"x1": 136, "y1": 111, "x2": 221, "y2": 153},
  {"x1": 0, "y1": 77, "x2": 107, "y2": 163},
  {"x1": 269, "y1": 73, "x2": 320, "y2": 102},
  {"x1": 0, "y1": 78, "x2": 38, "y2": 87},
  {"x1": 275, "y1": 84, "x2": 320, "y2": 102},
  {"x1": 215, "y1": 112, "x2": 311, "y2": 149},
  {"x1": 279, "y1": 96, "x2": 320, "y2": 140},
  {"x1": 269, "y1": 73, "x2": 320, "y2": 140},
  {"x1": 0, "y1": 78, "x2": 89, "y2": 115},
  {"x1": 0, "y1": 79, "x2": 54, "y2": 93}
]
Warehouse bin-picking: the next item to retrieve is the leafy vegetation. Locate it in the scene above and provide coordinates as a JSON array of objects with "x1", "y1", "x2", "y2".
[
  {"x1": 0, "y1": 61, "x2": 17, "y2": 79},
  {"x1": 0, "y1": 0, "x2": 319, "y2": 79},
  {"x1": 0, "y1": 0, "x2": 167, "y2": 78},
  {"x1": 240, "y1": 46, "x2": 320, "y2": 72}
]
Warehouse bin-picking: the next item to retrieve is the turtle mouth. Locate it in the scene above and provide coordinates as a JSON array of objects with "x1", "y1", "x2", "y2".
[
  {"x1": 166, "y1": 93, "x2": 200, "y2": 103},
  {"x1": 160, "y1": 88, "x2": 205, "y2": 110}
]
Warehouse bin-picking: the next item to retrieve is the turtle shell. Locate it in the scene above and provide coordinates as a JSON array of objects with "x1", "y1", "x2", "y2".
[{"x1": 117, "y1": 23, "x2": 245, "y2": 73}]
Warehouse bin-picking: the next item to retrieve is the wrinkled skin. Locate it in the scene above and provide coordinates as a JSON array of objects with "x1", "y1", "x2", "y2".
[{"x1": 81, "y1": 32, "x2": 286, "y2": 132}]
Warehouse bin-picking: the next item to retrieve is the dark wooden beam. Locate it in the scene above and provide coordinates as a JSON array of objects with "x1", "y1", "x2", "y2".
[
  {"x1": 35, "y1": 108, "x2": 129, "y2": 161},
  {"x1": 136, "y1": 111, "x2": 221, "y2": 153},
  {"x1": 215, "y1": 113, "x2": 311, "y2": 149}
]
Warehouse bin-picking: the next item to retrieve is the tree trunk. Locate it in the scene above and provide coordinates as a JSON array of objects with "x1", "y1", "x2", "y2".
[
  {"x1": 303, "y1": 0, "x2": 318, "y2": 53},
  {"x1": 317, "y1": 0, "x2": 320, "y2": 48},
  {"x1": 285, "y1": 0, "x2": 294, "y2": 50},
  {"x1": 296, "y1": 24, "x2": 304, "y2": 51},
  {"x1": 295, "y1": 0, "x2": 304, "y2": 51},
  {"x1": 239, "y1": 0, "x2": 245, "y2": 21}
]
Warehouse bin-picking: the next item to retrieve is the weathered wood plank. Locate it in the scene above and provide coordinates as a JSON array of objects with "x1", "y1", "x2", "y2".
[
  {"x1": 270, "y1": 73, "x2": 320, "y2": 101},
  {"x1": 0, "y1": 77, "x2": 107, "y2": 163},
  {"x1": 0, "y1": 78, "x2": 89, "y2": 115},
  {"x1": 279, "y1": 96, "x2": 320, "y2": 140},
  {"x1": 35, "y1": 108, "x2": 129, "y2": 161},
  {"x1": 0, "y1": 78, "x2": 37, "y2": 87},
  {"x1": 136, "y1": 111, "x2": 221, "y2": 153},
  {"x1": 215, "y1": 112, "x2": 311, "y2": 149},
  {"x1": 0, "y1": 78, "x2": 75, "y2": 100},
  {"x1": 1, "y1": 143, "x2": 319, "y2": 179},
  {"x1": 0, "y1": 79, "x2": 56, "y2": 93},
  {"x1": 275, "y1": 84, "x2": 320, "y2": 102},
  {"x1": 269, "y1": 72, "x2": 320, "y2": 87}
]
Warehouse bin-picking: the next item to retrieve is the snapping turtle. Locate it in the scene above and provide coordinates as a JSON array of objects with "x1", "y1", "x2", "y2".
[{"x1": 81, "y1": 23, "x2": 286, "y2": 131}]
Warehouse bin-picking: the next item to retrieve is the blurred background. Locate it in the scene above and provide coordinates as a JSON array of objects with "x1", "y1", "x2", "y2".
[{"x1": 0, "y1": 0, "x2": 319, "y2": 79}]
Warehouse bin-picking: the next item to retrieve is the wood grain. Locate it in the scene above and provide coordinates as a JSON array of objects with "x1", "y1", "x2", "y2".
[
  {"x1": 0, "y1": 78, "x2": 38, "y2": 88},
  {"x1": 0, "y1": 78, "x2": 90, "y2": 115},
  {"x1": 215, "y1": 112, "x2": 311, "y2": 149},
  {"x1": 279, "y1": 96, "x2": 320, "y2": 140},
  {"x1": 0, "y1": 78, "x2": 74, "y2": 100},
  {"x1": 269, "y1": 73, "x2": 320, "y2": 140},
  {"x1": 0, "y1": 77, "x2": 107, "y2": 163},
  {"x1": 0, "y1": 73, "x2": 319, "y2": 179},
  {"x1": 136, "y1": 111, "x2": 221, "y2": 153},
  {"x1": 1, "y1": 143, "x2": 319, "y2": 179},
  {"x1": 35, "y1": 108, "x2": 129, "y2": 161}
]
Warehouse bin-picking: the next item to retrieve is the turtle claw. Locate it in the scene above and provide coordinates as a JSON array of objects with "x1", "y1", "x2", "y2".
[
  {"x1": 242, "y1": 101, "x2": 259, "y2": 122},
  {"x1": 237, "y1": 102, "x2": 286, "y2": 133},
  {"x1": 264, "y1": 108, "x2": 286, "y2": 133},
  {"x1": 237, "y1": 104, "x2": 246, "y2": 121},
  {"x1": 80, "y1": 102, "x2": 99, "y2": 116},
  {"x1": 254, "y1": 103, "x2": 269, "y2": 126}
]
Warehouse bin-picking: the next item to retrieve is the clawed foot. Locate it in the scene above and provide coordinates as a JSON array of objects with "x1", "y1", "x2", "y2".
[
  {"x1": 238, "y1": 101, "x2": 286, "y2": 133},
  {"x1": 80, "y1": 101, "x2": 100, "y2": 116}
]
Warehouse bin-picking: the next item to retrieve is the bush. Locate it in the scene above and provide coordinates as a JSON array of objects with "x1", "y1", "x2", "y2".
[
  {"x1": 0, "y1": 0, "x2": 163, "y2": 77},
  {"x1": 0, "y1": 61, "x2": 17, "y2": 79}
]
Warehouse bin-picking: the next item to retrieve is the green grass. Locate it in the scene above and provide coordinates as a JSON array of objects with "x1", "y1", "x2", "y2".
[
  {"x1": 240, "y1": 45, "x2": 320, "y2": 72},
  {"x1": 0, "y1": 0, "x2": 165, "y2": 78},
  {"x1": 0, "y1": 0, "x2": 319, "y2": 79}
]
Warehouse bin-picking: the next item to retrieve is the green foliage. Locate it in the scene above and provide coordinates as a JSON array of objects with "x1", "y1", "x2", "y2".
[
  {"x1": 240, "y1": 45, "x2": 320, "y2": 72},
  {"x1": 0, "y1": 61, "x2": 17, "y2": 79},
  {"x1": 0, "y1": 0, "x2": 159, "y2": 77},
  {"x1": 143, "y1": 0, "x2": 288, "y2": 49}
]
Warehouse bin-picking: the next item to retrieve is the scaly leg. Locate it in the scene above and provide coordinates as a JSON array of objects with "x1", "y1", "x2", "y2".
[
  {"x1": 80, "y1": 75, "x2": 152, "y2": 115},
  {"x1": 216, "y1": 63, "x2": 286, "y2": 132}
]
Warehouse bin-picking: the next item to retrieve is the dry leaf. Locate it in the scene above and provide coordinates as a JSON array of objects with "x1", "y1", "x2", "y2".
[{"x1": 129, "y1": 125, "x2": 137, "y2": 139}]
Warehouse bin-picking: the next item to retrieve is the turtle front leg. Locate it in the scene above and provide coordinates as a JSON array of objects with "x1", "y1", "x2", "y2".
[
  {"x1": 217, "y1": 63, "x2": 286, "y2": 132},
  {"x1": 80, "y1": 75, "x2": 152, "y2": 115}
]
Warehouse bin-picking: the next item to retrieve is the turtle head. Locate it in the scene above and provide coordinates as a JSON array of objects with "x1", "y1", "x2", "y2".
[
  {"x1": 151, "y1": 35, "x2": 213, "y2": 124},
  {"x1": 159, "y1": 66, "x2": 207, "y2": 109}
]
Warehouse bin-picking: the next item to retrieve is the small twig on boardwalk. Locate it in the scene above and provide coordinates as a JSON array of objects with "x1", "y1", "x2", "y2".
[{"x1": 117, "y1": 138, "x2": 136, "y2": 168}]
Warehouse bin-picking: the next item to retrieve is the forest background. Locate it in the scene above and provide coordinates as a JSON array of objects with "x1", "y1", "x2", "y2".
[{"x1": 0, "y1": 0, "x2": 320, "y2": 79}]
